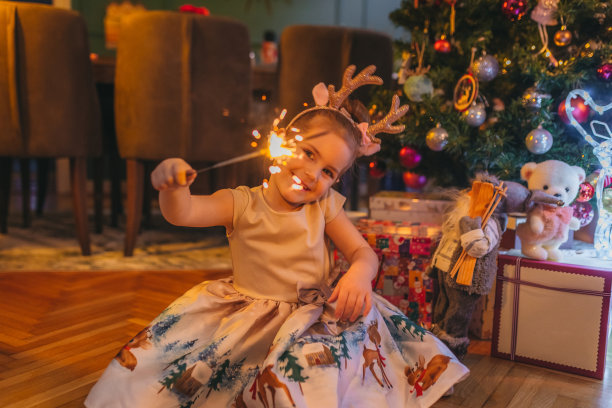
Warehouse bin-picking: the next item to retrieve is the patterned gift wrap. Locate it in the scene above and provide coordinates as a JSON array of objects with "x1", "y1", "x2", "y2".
[{"x1": 333, "y1": 219, "x2": 441, "y2": 329}]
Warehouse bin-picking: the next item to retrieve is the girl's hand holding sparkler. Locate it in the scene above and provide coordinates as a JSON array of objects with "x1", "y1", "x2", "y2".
[{"x1": 151, "y1": 158, "x2": 197, "y2": 191}]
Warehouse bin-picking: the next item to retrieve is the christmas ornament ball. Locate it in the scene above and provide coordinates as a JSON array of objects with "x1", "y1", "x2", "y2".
[
  {"x1": 403, "y1": 171, "x2": 427, "y2": 190},
  {"x1": 403, "y1": 75, "x2": 434, "y2": 102},
  {"x1": 558, "y1": 96, "x2": 590, "y2": 124},
  {"x1": 425, "y1": 124, "x2": 449, "y2": 151},
  {"x1": 571, "y1": 201, "x2": 594, "y2": 227},
  {"x1": 368, "y1": 160, "x2": 386, "y2": 178},
  {"x1": 525, "y1": 126, "x2": 553, "y2": 154},
  {"x1": 577, "y1": 182, "x2": 595, "y2": 202},
  {"x1": 463, "y1": 103, "x2": 487, "y2": 127},
  {"x1": 502, "y1": 0, "x2": 528, "y2": 21},
  {"x1": 597, "y1": 62, "x2": 612, "y2": 82},
  {"x1": 434, "y1": 38, "x2": 451, "y2": 53},
  {"x1": 472, "y1": 55, "x2": 499, "y2": 82},
  {"x1": 521, "y1": 87, "x2": 551, "y2": 110},
  {"x1": 553, "y1": 29, "x2": 572, "y2": 47},
  {"x1": 399, "y1": 146, "x2": 422, "y2": 169}
]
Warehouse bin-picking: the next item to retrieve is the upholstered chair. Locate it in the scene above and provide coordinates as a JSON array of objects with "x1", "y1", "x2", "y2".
[
  {"x1": 278, "y1": 25, "x2": 393, "y2": 208},
  {"x1": 115, "y1": 11, "x2": 252, "y2": 256},
  {"x1": 0, "y1": 1, "x2": 102, "y2": 255},
  {"x1": 278, "y1": 25, "x2": 393, "y2": 121}
]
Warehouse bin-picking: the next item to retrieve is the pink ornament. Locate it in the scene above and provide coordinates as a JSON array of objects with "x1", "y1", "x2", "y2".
[
  {"x1": 571, "y1": 201, "x2": 594, "y2": 227},
  {"x1": 403, "y1": 171, "x2": 427, "y2": 189},
  {"x1": 502, "y1": 0, "x2": 528, "y2": 21},
  {"x1": 577, "y1": 182, "x2": 595, "y2": 202},
  {"x1": 597, "y1": 63, "x2": 612, "y2": 82},
  {"x1": 399, "y1": 146, "x2": 422, "y2": 169}
]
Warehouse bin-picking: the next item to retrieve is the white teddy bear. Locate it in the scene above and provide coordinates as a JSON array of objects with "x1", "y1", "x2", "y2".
[{"x1": 516, "y1": 160, "x2": 585, "y2": 261}]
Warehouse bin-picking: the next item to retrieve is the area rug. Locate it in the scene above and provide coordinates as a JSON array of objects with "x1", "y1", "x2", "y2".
[{"x1": 0, "y1": 211, "x2": 232, "y2": 271}]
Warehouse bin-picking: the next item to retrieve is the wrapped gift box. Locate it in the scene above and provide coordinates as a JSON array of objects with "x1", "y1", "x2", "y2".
[
  {"x1": 491, "y1": 253, "x2": 612, "y2": 379},
  {"x1": 369, "y1": 191, "x2": 452, "y2": 225},
  {"x1": 333, "y1": 219, "x2": 441, "y2": 329}
]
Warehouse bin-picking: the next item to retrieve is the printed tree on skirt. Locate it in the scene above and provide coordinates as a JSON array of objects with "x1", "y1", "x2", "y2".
[
  {"x1": 370, "y1": 0, "x2": 610, "y2": 187},
  {"x1": 278, "y1": 348, "x2": 309, "y2": 385}
]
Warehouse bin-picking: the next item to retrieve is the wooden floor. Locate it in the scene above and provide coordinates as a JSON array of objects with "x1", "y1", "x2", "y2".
[{"x1": 1, "y1": 270, "x2": 611, "y2": 408}]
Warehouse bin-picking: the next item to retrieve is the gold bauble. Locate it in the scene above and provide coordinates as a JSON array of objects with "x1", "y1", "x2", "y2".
[{"x1": 554, "y1": 29, "x2": 572, "y2": 47}]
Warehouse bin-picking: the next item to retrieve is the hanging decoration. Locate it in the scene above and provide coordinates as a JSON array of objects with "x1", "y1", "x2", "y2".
[
  {"x1": 368, "y1": 160, "x2": 387, "y2": 178},
  {"x1": 531, "y1": 0, "x2": 559, "y2": 66},
  {"x1": 426, "y1": 123, "x2": 449, "y2": 151},
  {"x1": 434, "y1": 35, "x2": 452, "y2": 53},
  {"x1": 525, "y1": 125, "x2": 553, "y2": 154},
  {"x1": 402, "y1": 41, "x2": 433, "y2": 102},
  {"x1": 565, "y1": 89, "x2": 612, "y2": 259},
  {"x1": 471, "y1": 53, "x2": 499, "y2": 82},
  {"x1": 454, "y1": 47, "x2": 480, "y2": 111},
  {"x1": 403, "y1": 171, "x2": 427, "y2": 189},
  {"x1": 463, "y1": 101, "x2": 487, "y2": 127},
  {"x1": 444, "y1": 0, "x2": 457, "y2": 35},
  {"x1": 577, "y1": 181, "x2": 595, "y2": 202},
  {"x1": 553, "y1": 25, "x2": 572, "y2": 47},
  {"x1": 397, "y1": 51, "x2": 411, "y2": 85},
  {"x1": 521, "y1": 86, "x2": 551, "y2": 110},
  {"x1": 597, "y1": 62, "x2": 612, "y2": 82},
  {"x1": 501, "y1": 0, "x2": 528, "y2": 21},
  {"x1": 399, "y1": 146, "x2": 422, "y2": 169},
  {"x1": 558, "y1": 95, "x2": 590, "y2": 124},
  {"x1": 571, "y1": 201, "x2": 595, "y2": 227}
]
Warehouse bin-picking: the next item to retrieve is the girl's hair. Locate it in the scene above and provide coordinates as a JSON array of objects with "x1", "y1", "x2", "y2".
[{"x1": 289, "y1": 99, "x2": 370, "y2": 173}]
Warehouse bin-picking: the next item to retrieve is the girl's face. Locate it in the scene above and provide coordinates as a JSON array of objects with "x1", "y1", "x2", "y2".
[{"x1": 265, "y1": 126, "x2": 353, "y2": 211}]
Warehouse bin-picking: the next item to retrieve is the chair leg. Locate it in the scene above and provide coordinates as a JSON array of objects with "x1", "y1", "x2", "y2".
[
  {"x1": 142, "y1": 161, "x2": 152, "y2": 229},
  {"x1": 110, "y1": 154, "x2": 123, "y2": 228},
  {"x1": 20, "y1": 159, "x2": 31, "y2": 228},
  {"x1": 36, "y1": 158, "x2": 49, "y2": 216},
  {"x1": 124, "y1": 159, "x2": 144, "y2": 256},
  {"x1": 0, "y1": 158, "x2": 12, "y2": 234},
  {"x1": 93, "y1": 157, "x2": 104, "y2": 234},
  {"x1": 70, "y1": 157, "x2": 91, "y2": 255}
]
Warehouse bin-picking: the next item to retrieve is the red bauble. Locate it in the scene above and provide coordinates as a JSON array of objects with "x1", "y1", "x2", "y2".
[
  {"x1": 501, "y1": 0, "x2": 527, "y2": 21},
  {"x1": 368, "y1": 160, "x2": 387, "y2": 179},
  {"x1": 597, "y1": 63, "x2": 612, "y2": 82},
  {"x1": 403, "y1": 171, "x2": 427, "y2": 189},
  {"x1": 434, "y1": 39, "x2": 451, "y2": 53},
  {"x1": 399, "y1": 146, "x2": 422, "y2": 169},
  {"x1": 558, "y1": 96, "x2": 590, "y2": 124}
]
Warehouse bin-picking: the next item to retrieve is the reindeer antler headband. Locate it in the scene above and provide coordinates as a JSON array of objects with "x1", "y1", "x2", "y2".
[{"x1": 285, "y1": 65, "x2": 410, "y2": 156}]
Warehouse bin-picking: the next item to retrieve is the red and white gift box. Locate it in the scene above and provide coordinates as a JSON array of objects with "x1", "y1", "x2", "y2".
[
  {"x1": 492, "y1": 253, "x2": 612, "y2": 379},
  {"x1": 368, "y1": 191, "x2": 452, "y2": 225}
]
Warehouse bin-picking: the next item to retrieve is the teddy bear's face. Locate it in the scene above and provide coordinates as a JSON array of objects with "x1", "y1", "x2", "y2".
[{"x1": 521, "y1": 160, "x2": 586, "y2": 207}]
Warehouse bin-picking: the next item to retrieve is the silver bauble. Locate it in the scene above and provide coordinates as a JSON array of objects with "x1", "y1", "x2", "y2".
[
  {"x1": 472, "y1": 54, "x2": 499, "y2": 82},
  {"x1": 463, "y1": 102, "x2": 486, "y2": 127},
  {"x1": 525, "y1": 126, "x2": 553, "y2": 154},
  {"x1": 521, "y1": 86, "x2": 551, "y2": 110},
  {"x1": 403, "y1": 74, "x2": 434, "y2": 102},
  {"x1": 426, "y1": 124, "x2": 449, "y2": 151}
]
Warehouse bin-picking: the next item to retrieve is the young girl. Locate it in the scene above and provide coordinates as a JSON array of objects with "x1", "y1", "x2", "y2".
[{"x1": 86, "y1": 66, "x2": 468, "y2": 408}]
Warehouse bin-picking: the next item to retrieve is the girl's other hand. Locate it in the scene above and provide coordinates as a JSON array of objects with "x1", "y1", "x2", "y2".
[
  {"x1": 328, "y1": 267, "x2": 373, "y2": 322},
  {"x1": 151, "y1": 158, "x2": 196, "y2": 191}
]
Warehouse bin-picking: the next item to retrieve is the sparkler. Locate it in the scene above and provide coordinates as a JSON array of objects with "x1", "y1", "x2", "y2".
[{"x1": 189, "y1": 110, "x2": 297, "y2": 175}]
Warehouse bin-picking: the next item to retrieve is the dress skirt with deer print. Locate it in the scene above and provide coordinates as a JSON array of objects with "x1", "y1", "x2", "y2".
[{"x1": 85, "y1": 186, "x2": 469, "y2": 408}]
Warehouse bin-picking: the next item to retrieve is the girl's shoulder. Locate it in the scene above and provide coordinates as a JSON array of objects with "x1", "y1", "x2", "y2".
[{"x1": 315, "y1": 188, "x2": 346, "y2": 223}]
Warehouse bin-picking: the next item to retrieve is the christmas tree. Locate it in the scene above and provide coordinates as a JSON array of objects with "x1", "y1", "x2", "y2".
[{"x1": 369, "y1": 0, "x2": 611, "y2": 188}]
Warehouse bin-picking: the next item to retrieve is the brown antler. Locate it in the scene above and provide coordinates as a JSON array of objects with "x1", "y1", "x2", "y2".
[
  {"x1": 328, "y1": 65, "x2": 383, "y2": 109},
  {"x1": 366, "y1": 95, "x2": 409, "y2": 143}
]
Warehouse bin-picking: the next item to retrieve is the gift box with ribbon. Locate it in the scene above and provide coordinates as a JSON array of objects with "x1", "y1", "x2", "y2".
[
  {"x1": 333, "y1": 219, "x2": 441, "y2": 329},
  {"x1": 491, "y1": 253, "x2": 612, "y2": 379}
]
